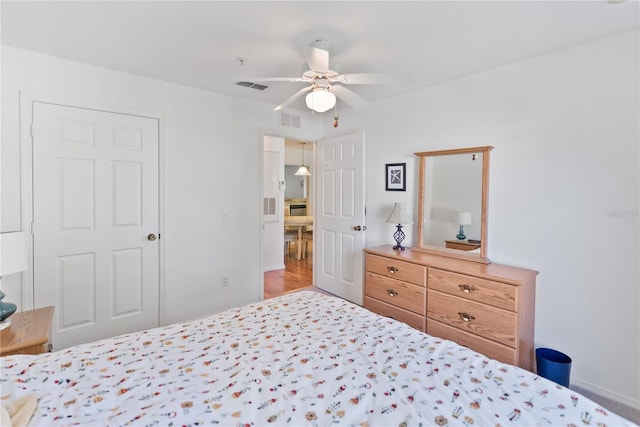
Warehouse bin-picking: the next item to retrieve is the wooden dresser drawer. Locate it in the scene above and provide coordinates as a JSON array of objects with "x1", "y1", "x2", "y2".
[
  {"x1": 427, "y1": 290, "x2": 516, "y2": 347},
  {"x1": 427, "y1": 320, "x2": 517, "y2": 366},
  {"x1": 428, "y1": 268, "x2": 516, "y2": 311},
  {"x1": 365, "y1": 297, "x2": 425, "y2": 331},
  {"x1": 366, "y1": 254, "x2": 426, "y2": 287},
  {"x1": 365, "y1": 272, "x2": 426, "y2": 315}
]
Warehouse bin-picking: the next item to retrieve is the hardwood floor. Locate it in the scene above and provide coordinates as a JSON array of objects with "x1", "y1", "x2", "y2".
[{"x1": 264, "y1": 244, "x2": 313, "y2": 299}]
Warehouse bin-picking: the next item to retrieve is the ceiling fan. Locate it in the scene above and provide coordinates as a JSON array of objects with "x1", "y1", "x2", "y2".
[{"x1": 234, "y1": 40, "x2": 406, "y2": 113}]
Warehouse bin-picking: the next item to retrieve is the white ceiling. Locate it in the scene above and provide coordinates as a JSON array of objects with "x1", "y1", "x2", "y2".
[{"x1": 2, "y1": 1, "x2": 638, "y2": 112}]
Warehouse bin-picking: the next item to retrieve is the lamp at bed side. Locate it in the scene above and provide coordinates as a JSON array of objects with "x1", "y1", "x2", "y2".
[
  {"x1": 0, "y1": 231, "x2": 28, "y2": 330},
  {"x1": 386, "y1": 202, "x2": 413, "y2": 250}
]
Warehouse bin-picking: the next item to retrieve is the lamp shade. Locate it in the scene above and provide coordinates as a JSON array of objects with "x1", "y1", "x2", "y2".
[
  {"x1": 0, "y1": 231, "x2": 28, "y2": 276},
  {"x1": 457, "y1": 212, "x2": 472, "y2": 226},
  {"x1": 305, "y1": 88, "x2": 336, "y2": 113},
  {"x1": 386, "y1": 203, "x2": 413, "y2": 225},
  {"x1": 294, "y1": 165, "x2": 311, "y2": 176}
]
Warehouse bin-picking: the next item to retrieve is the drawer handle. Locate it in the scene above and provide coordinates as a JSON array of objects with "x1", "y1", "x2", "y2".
[
  {"x1": 458, "y1": 312, "x2": 476, "y2": 322},
  {"x1": 458, "y1": 284, "x2": 476, "y2": 293},
  {"x1": 386, "y1": 289, "x2": 399, "y2": 297},
  {"x1": 386, "y1": 266, "x2": 399, "y2": 274}
]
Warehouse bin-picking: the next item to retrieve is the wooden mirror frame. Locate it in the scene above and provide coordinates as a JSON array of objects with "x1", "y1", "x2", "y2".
[{"x1": 414, "y1": 146, "x2": 493, "y2": 264}]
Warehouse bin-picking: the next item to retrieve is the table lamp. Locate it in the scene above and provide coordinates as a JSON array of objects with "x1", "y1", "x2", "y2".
[
  {"x1": 0, "y1": 231, "x2": 28, "y2": 330},
  {"x1": 386, "y1": 202, "x2": 413, "y2": 250},
  {"x1": 456, "y1": 212, "x2": 472, "y2": 241}
]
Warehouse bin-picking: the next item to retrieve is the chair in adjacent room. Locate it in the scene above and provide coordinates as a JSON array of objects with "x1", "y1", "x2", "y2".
[
  {"x1": 284, "y1": 229, "x2": 298, "y2": 257},
  {"x1": 301, "y1": 228, "x2": 313, "y2": 259}
]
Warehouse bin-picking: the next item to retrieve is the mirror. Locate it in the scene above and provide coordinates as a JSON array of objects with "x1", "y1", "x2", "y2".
[{"x1": 415, "y1": 146, "x2": 493, "y2": 263}]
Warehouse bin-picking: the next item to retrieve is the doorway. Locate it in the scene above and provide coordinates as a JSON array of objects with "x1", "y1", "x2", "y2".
[{"x1": 263, "y1": 138, "x2": 314, "y2": 298}]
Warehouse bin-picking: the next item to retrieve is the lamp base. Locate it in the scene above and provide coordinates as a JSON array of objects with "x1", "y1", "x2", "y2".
[
  {"x1": 0, "y1": 293, "x2": 17, "y2": 324},
  {"x1": 392, "y1": 224, "x2": 407, "y2": 250},
  {"x1": 456, "y1": 225, "x2": 466, "y2": 241},
  {"x1": 0, "y1": 318, "x2": 11, "y2": 330}
]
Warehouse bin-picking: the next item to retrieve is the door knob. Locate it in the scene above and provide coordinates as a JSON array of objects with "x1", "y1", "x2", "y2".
[
  {"x1": 353, "y1": 225, "x2": 366, "y2": 231},
  {"x1": 147, "y1": 233, "x2": 157, "y2": 241}
]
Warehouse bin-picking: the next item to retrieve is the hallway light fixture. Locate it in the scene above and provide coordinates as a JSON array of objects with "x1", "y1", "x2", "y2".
[{"x1": 294, "y1": 142, "x2": 311, "y2": 176}]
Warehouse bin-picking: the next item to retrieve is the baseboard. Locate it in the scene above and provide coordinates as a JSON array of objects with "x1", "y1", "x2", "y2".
[
  {"x1": 571, "y1": 377, "x2": 640, "y2": 410},
  {"x1": 263, "y1": 264, "x2": 285, "y2": 272}
]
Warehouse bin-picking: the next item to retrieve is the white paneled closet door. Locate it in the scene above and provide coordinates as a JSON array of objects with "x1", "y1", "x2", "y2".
[{"x1": 31, "y1": 102, "x2": 160, "y2": 350}]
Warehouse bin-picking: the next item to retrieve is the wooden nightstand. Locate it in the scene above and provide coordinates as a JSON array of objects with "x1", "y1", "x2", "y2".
[
  {"x1": 0, "y1": 306, "x2": 54, "y2": 356},
  {"x1": 445, "y1": 240, "x2": 481, "y2": 251}
]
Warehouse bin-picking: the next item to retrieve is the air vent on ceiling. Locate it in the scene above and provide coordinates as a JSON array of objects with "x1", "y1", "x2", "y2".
[
  {"x1": 279, "y1": 112, "x2": 301, "y2": 128},
  {"x1": 236, "y1": 81, "x2": 268, "y2": 91}
]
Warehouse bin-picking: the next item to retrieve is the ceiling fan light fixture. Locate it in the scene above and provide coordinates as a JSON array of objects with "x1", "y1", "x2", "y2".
[{"x1": 305, "y1": 88, "x2": 336, "y2": 113}]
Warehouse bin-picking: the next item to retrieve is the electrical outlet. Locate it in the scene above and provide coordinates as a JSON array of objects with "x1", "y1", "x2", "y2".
[{"x1": 221, "y1": 275, "x2": 229, "y2": 287}]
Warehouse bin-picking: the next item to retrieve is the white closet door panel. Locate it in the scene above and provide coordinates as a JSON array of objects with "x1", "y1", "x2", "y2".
[
  {"x1": 60, "y1": 159, "x2": 95, "y2": 230},
  {"x1": 113, "y1": 161, "x2": 142, "y2": 227},
  {"x1": 112, "y1": 248, "x2": 142, "y2": 316},
  {"x1": 59, "y1": 253, "x2": 95, "y2": 328}
]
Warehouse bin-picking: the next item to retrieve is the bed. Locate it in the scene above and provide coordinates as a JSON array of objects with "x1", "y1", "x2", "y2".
[{"x1": 1, "y1": 291, "x2": 634, "y2": 426}]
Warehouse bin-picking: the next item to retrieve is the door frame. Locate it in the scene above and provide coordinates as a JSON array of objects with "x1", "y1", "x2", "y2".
[
  {"x1": 18, "y1": 91, "x2": 166, "y2": 322},
  {"x1": 259, "y1": 128, "x2": 320, "y2": 301}
]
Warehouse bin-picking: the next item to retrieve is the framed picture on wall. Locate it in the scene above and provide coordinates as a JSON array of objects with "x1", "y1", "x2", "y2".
[{"x1": 385, "y1": 163, "x2": 406, "y2": 191}]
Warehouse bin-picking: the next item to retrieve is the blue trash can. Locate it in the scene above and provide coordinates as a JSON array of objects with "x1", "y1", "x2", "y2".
[{"x1": 536, "y1": 348, "x2": 571, "y2": 387}]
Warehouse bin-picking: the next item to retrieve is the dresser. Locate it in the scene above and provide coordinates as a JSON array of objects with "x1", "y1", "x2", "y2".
[{"x1": 364, "y1": 245, "x2": 537, "y2": 370}]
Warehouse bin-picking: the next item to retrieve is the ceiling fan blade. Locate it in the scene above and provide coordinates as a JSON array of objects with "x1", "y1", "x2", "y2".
[
  {"x1": 302, "y1": 46, "x2": 329, "y2": 73},
  {"x1": 232, "y1": 77, "x2": 307, "y2": 83},
  {"x1": 332, "y1": 85, "x2": 368, "y2": 110},
  {"x1": 330, "y1": 72, "x2": 413, "y2": 85},
  {"x1": 274, "y1": 85, "x2": 313, "y2": 111}
]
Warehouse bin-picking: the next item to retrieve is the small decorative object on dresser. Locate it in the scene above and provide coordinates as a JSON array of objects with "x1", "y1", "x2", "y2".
[
  {"x1": 364, "y1": 245, "x2": 538, "y2": 370},
  {"x1": 386, "y1": 202, "x2": 413, "y2": 250},
  {"x1": 0, "y1": 231, "x2": 28, "y2": 330}
]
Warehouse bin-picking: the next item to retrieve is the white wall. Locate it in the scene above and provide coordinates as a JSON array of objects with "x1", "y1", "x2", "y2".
[
  {"x1": 0, "y1": 46, "x2": 320, "y2": 325},
  {"x1": 324, "y1": 31, "x2": 639, "y2": 408}
]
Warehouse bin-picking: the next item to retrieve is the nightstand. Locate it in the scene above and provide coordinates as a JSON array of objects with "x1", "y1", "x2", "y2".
[
  {"x1": 0, "y1": 306, "x2": 54, "y2": 356},
  {"x1": 445, "y1": 240, "x2": 481, "y2": 251}
]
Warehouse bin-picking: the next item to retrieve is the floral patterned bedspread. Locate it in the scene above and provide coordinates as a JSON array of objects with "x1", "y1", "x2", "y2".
[{"x1": 1, "y1": 291, "x2": 634, "y2": 426}]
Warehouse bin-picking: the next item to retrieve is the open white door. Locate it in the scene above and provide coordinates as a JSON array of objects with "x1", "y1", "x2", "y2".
[
  {"x1": 315, "y1": 132, "x2": 365, "y2": 304},
  {"x1": 32, "y1": 102, "x2": 160, "y2": 350}
]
